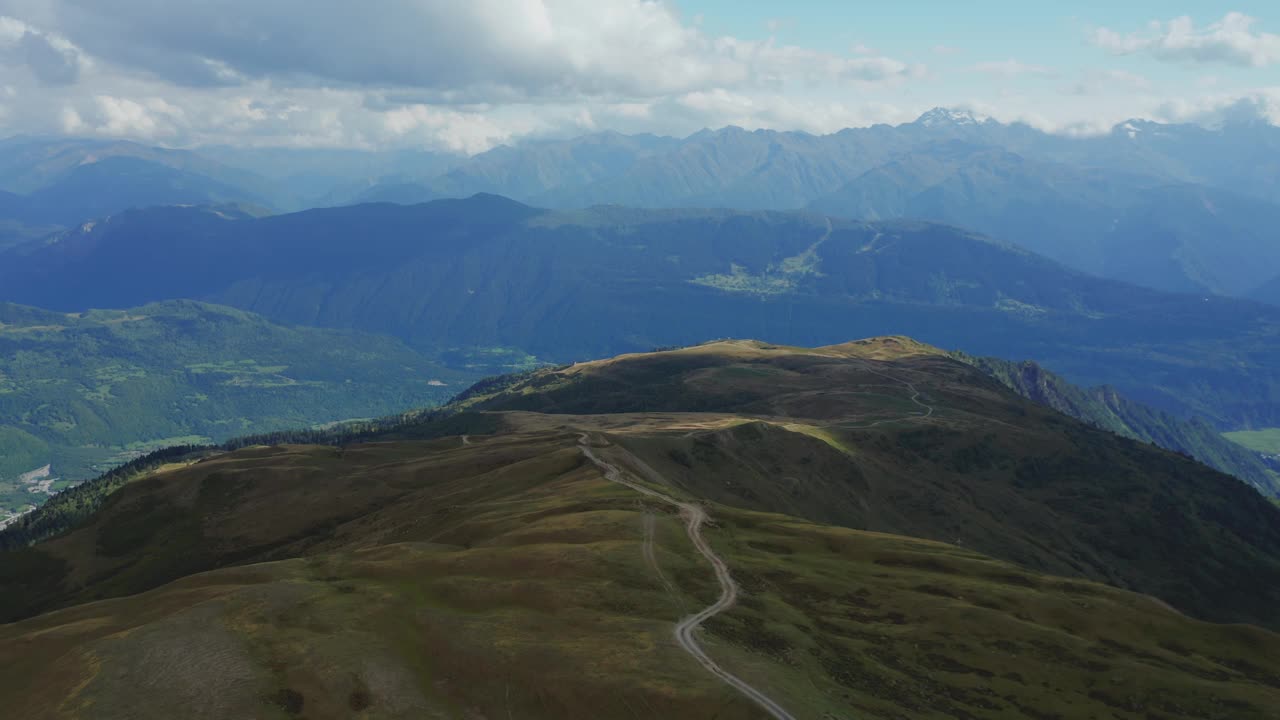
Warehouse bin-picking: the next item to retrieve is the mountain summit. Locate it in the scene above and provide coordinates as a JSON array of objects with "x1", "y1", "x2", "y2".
[{"x1": 912, "y1": 107, "x2": 992, "y2": 127}]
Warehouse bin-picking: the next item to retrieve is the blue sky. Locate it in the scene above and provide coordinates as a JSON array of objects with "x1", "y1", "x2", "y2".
[
  {"x1": 685, "y1": 1, "x2": 1278, "y2": 57},
  {"x1": 0, "y1": 1, "x2": 1275, "y2": 150},
  {"x1": 680, "y1": 1, "x2": 1280, "y2": 129}
]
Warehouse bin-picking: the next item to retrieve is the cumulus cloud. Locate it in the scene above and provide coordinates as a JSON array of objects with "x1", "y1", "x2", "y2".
[
  {"x1": 0, "y1": 1, "x2": 1270, "y2": 152},
  {"x1": 0, "y1": 0, "x2": 940, "y2": 151},
  {"x1": 1093, "y1": 12, "x2": 1280, "y2": 67},
  {"x1": 0, "y1": 14, "x2": 84, "y2": 85},
  {"x1": 1153, "y1": 89, "x2": 1280, "y2": 126},
  {"x1": 19, "y1": 0, "x2": 921, "y2": 100}
]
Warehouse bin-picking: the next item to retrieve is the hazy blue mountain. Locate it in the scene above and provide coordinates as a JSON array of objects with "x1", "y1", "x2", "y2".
[
  {"x1": 194, "y1": 145, "x2": 465, "y2": 210},
  {"x1": 0, "y1": 136, "x2": 279, "y2": 239},
  {"x1": 1252, "y1": 275, "x2": 1280, "y2": 307},
  {"x1": 1032, "y1": 117, "x2": 1280, "y2": 204},
  {"x1": 425, "y1": 131, "x2": 681, "y2": 202},
  {"x1": 0, "y1": 190, "x2": 62, "y2": 250},
  {"x1": 10, "y1": 113, "x2": 1279, "y2": 298},
  {"x1": 257, "y1": 112, "x2": 1280, "y2": 299},
  {"x1": 27, "y1": 156, "x2": 275, "y2": 222},
  {"x1": 2, "y1": 196, "x2": 1278, "y2": 429},
  {"x1": 808, "y1": 143, "x2": 1280, "y2": 296},
  {"x1": 359, "y1": 110, "x2": 1280, "y2": 215},
  {"x1": 350, "y1": 182, "x2": 439, "y2": 205},
  {"x1": 0, "y1": 136, "x2": 269, "y2": 198}
]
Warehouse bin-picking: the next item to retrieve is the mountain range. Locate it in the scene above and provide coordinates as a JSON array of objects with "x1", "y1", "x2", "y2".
[
  {"x1": 4, "y1": 112, "x2": 1279, "y2": 302},
  {"x1": 3, "y1": 196, "x2": 1277, "y2": 432},
  {"x1": 0, "y1": 137, "x2": 278, "y2": 249},
  {"x1": 225, "y1": 110, "x2": 1280, "y2": 301}
]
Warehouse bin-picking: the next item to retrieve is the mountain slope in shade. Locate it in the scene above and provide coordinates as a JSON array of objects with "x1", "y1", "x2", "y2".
[
  {"x1": 26, "y1": 155, "x2": 276, "y2": 221},
  {"x1": 2, "y1": 196, "x2": 1279, "y2": 428},
  {"x1": 956, "y1": 353, "x2": 1280, "y2": 495},
  {"x1": 1, "y1": 338, "x2": 1278, "y2": 719},
  {"x1": 1252, "y1": 274, "x2": 1280, "y2": 307}
]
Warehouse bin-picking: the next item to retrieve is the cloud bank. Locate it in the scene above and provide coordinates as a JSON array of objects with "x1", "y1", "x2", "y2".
[
  {"x1": 0, "y1": 2, "x2": 1272, "y2": 152},
  {"x1": 1094, "y1": 12, "x2": 1280, "y2": 67}
]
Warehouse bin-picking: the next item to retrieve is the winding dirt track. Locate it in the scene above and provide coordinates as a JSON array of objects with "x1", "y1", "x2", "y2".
[
  {"x1": 842, "y1": 366, "x2": 935, "y2": 429},
  {"x1": 641, "y1": 510, "x2": 680, "y2": 602},
  {"x1": 579, "y1": 435, "x2": 798, "y2": 720}
]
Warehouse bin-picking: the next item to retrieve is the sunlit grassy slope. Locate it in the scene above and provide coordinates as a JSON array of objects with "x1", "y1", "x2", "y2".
[
  {"x1": 1225, "y1": 428, "x2": 1280, "y2": 455},
  {"x1": 1, "y1": 433, "x2": 1278, "y2": 720}
]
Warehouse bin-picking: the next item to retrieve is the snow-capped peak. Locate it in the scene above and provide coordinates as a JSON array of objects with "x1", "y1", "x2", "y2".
[
  {"x1": 1112, "y1": 119, "x2": 1161, "y2": 139},
  {"x1": 914, "y1": 107, "x2": 990, "y2": 128}
]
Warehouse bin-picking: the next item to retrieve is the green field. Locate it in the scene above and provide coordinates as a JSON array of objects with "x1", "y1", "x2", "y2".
[{"x1": 1224, "y1": 428, "x2": 1280, "y2": 454}]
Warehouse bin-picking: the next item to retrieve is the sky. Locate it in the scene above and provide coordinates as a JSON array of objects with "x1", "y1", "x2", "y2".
[{"x1": 0, "y1": 1, "x2": 1276, "y2": 153}]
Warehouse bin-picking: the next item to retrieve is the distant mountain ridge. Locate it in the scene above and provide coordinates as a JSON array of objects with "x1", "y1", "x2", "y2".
[
  {"x1": 2, "y1": 196, "x2": 1278, "y2": 430},
  {"x1": 0, "y1": 137, "x2": 279, "y2": 249},
  {"x1": 4, "y1": 113, "x2": 1278, "y2": 299},
  {"x1": 297, "y1": 110, "x2": 1280, "y2": 299}
]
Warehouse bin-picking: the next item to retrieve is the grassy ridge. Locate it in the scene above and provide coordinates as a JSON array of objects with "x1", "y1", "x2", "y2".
[{"x1": 0, "y1": 431, "x2": 1277, "y2": 719}]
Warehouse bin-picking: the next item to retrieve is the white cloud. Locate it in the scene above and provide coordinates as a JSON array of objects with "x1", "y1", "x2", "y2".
[
  {"x1": 381, "y1": 104, "x2": 542, "y2": 154},
  {"x1": 672, "y1": 89, "x2": 911, "y2": 134},
  {"x1": 1094, "y1": 12, "x2": 1280, "y2": 67},
  {"x1": 0, "y1": 1, "x2": 937, "y2": 151},
  {"x1": 0, "y1": 14, "x2": 85, "y2": 85},
  {"x1": 1152, "y1": 89, "x2": 1280, "y2": 126},
  {"x1": 18, "y1": 0, "x2": 921, "y2": 99},
  {"x1": 0, "y1": 2, "x2": 1270, "y2": 153}
]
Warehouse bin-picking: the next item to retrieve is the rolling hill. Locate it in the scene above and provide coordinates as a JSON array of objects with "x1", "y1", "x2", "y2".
[
  {"x1": 1, "y1": 196, "x2": 1277, "y2": 430},
  {"x1": 2, "y1": 338, "x2": 1278, "y2": 719},
  {"x1": 0, "y1": 300, "x2": 476, "y2": 524}
]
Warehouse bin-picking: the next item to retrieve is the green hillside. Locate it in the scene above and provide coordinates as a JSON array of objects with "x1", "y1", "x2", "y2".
[
  {"x1": 2, "y1": 338, "x2": 1278, "y2": 719},
  {"x1": 0, "y1": 300, "x2": 476, "y2": 522}
]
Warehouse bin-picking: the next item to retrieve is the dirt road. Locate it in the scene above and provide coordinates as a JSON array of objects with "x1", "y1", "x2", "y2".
[{"x1": 579, "y1": 435, "x2": 797, "y2": 720}]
